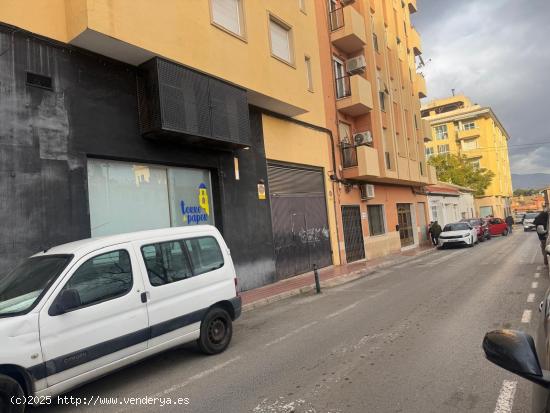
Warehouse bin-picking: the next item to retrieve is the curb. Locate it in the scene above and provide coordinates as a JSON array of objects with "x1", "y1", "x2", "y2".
[{"x1": 241, "y1": 247, "x2": 437, "y2": 313}]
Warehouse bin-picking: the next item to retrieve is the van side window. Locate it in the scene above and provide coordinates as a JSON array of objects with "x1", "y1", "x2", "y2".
[
  {"x1": 62, "y1": 250, "x2": 133, "y2": 308},
  {"x1": 185, "y1": 237, "x2": 224, "y2": 275},
  {"x1": 141, "y1": 241, "x2": 193, "y2": 286}
]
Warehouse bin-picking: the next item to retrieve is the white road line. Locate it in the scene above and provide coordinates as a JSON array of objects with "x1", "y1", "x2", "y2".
[
  {"x1": 535, "y1": 272, "x2": 541, "y2": 278},
  {"x1": 532, "y1": 281, "x2": 539, "y2": 289},
  {"x1": 527, "y1": 293, "x2": 536, "y2": 303},
  {"x1": 264, "y1": 321, "x2": 318, "y2": 347},
  {"x1": 521, "y1": 309, "x2": 532, "y2": 323},
  {"x1": 116, "y1": 355, "x2": 243, "y2": 411},
  {"x1": 325, "y1": 301, "x2": 361, "y2": 319},
  {"x1": 494, "y1": 380, "x2": 517, "y2": 413}
]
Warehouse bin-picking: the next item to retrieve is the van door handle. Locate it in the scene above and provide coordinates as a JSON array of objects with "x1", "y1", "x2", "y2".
[{"x1": 141, "y1": 292, "x2": 148, "y2": 303}]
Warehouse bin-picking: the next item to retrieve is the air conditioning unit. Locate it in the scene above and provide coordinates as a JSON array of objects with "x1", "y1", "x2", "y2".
[
  {"x1": 346, "y1": 55, "x2": 366, "y2": 75},
  {"x1": 354, "y1": 131, "x2": 373, "y2": 146},
  {"x1": 340, "y1": 0, "x2": 356, "y2": 6},
  {"x1": 360, "y1": 184, "x2": 375, "y2": 200}
]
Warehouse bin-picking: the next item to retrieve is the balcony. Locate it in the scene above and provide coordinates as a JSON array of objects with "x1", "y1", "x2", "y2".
[
  {"x1": 408, "y1": 0, "x2": 418, "y2": 14},
  {"x1": 329, "y1": 7, "x2": 367, "y2": 53},
  {"x1": 342, "y1": 145, "x2": 381, "y2": 180},
  {"x1": 421, "y1": 119, "x2": 432, "y2": 142},
  {"x1": 414, "y1": 73, "x2": 427, "y2": 98},
  {"x1": 335, "y1": 75, "x2": 374, "y2": 116},
  {"x1": 457, "y1": 128, "x2": 480, "y2": 140},
  {"x1": 409, "y1": 27, "x2": 422, "y2": 56}
]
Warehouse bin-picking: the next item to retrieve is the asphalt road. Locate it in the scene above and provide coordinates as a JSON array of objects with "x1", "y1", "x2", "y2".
[{"x1": 31, "y1": 229, "x2": 547, "y2": 413}]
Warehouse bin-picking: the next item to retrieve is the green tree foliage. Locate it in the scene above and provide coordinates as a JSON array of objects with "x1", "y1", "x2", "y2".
[
  {"x1": 428, "y1": 154, "x2": 495, "y2": 196},
  {"x1": 513, "y1": 188, "x2": 540, "y2": 196}
]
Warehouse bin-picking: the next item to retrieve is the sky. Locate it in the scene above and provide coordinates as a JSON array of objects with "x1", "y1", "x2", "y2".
[{"x1": 411, "y1": 0, "x2": 550, "y2": 175}]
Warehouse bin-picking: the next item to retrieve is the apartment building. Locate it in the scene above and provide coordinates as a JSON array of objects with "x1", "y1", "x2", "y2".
[
  {"x1": 0, "y1": 0, "x2": 341, "y2": 289},
  {"x1": 315, "y1": 0, "x2": 436, "y2": 262},
  {"x1": 422, "y1": 95, "x2": 513, "y2": 218}
]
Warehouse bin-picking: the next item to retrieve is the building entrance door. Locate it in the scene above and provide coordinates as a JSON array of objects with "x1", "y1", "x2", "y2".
[
  {"x1": 341, "y1": 206, "x2": 365, "y2": 263},
  {"x1": 397, "y1": 203, "x2": 414, "y2": 248}
]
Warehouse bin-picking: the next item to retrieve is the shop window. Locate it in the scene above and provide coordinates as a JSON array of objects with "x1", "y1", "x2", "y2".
[{"x1": 88, "y1": 159, "x2": 214, "y2": 237}]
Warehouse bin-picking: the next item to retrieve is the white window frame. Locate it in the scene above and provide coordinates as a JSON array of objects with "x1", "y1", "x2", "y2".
[
  {"x1": 425, "y1": 147, "x2": 434, "y2": 158},
  {"x1": 437, "y1": 144, "x2": 449, "y2": 154},
  {"x1": 210, "y1": 0, "x2": 246, "y2": 40},
  {"x1": 268, "y1": 14, "x2": 295, "y2": 66},
  {"x1": 333, "y1": 56, "x2": 347, "y2": 99},
  {"x1": 434, "y1": 124, "x2": 448, "y2": 140},
  {"x1": 463, "y1": 121, "x2": 476, "y2": 130},
  {"x1": 367, "y1": 204, "x2": 387, "y2": 236}
]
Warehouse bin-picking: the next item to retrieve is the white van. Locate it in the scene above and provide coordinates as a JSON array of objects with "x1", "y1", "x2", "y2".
[{"x1": 0, "y1": 226, "x2": 241, "y2": 412}]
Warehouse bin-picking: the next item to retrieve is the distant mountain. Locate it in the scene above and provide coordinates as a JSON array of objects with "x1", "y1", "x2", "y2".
[{"x1": 512, "y1": 173, "x2": 550, "y2": 190}]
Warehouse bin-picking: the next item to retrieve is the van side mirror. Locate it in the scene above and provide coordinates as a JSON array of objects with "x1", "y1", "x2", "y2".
[
  {"x1": 49, "y1": 289, "x2": 82, "y2": 316},
  {"x1": 483, "y1": 330, "x2": 550, "y2": 388}
]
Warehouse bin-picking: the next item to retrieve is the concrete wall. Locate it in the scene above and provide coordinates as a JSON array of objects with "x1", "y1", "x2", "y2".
[{"x1": 0, "y1": 26, "x2": 276, "y2": 291}]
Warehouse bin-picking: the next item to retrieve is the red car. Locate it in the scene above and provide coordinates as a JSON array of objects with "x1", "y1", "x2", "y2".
[
  {"x1": 485, "y1": 217, "x2": 509, "y2": 236},
  {"x1": 461, "y1": 218, "x2": 491, "y2": 241}
]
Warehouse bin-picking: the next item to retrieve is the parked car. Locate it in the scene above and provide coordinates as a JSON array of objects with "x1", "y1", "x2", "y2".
[
  {"x1": 0, "y1": 226, "x2": 241, "y2": 412},
  {"x1": 438, "y1": 222, "x2": 478, "y2": 248},
  {"x1": 483, "y1": 248, "x2": 550, "y2": 412},
  {"x1": 461, "y1": 218, "x2": 491, "y2": 242},
  {"x1": 485, "y1": 217, "x2": 510, "y2": 236},
  {"x1": 523, "y1": 212, "x2": 541, "y2": 231}
]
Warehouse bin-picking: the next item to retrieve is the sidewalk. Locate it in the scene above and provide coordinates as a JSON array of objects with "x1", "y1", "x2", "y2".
[{"x1": 241, "y1": 244, "x2": 436, "y2": 312}]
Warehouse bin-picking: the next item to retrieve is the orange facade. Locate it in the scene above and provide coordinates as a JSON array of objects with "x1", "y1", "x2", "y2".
[{"x1": 315, "y1": 0, "x2": 432, "y2": 263}]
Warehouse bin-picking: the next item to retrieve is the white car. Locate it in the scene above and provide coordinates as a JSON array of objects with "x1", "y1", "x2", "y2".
[
  {"x1": 523, "y1": 212, "x2": 540, "y2": 231},
  {"x1": 0, "y1": 226, "x2": 241, "y2": 412},
  {"x1": 438, "y1": 222, "x2": 478, "y2": 248}
]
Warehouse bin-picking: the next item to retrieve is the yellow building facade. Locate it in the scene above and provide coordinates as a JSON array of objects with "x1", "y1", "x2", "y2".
[
  {"x1": 0, "y1": 0, "x2": 340, "y2": 286},
  {"x1": 422, "y1": 95, "x2": 513, "y2": 218}
]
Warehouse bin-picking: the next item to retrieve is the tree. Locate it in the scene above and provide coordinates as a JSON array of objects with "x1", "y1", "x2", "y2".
[
  {"x1": 513, "y1": 188, "x2": 539, "y2": 197},
  {"x1": 428, "y1": 154, "x2": 495, "y2": 196}
]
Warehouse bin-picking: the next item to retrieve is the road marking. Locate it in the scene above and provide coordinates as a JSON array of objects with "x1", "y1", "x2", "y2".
[
  {"x1": 535, "y1": 272, "x2": 541, "y2": 278},
  {"x1": 264, "y1": 321, "x2": 318, "y2": 347},
  {"x1": 527, "y1": 293, "x2": 536, "y2": 303},
  {"x1": 115, "y1": 355, "x2": 243, "y2": 411},
  {"x1": 532, "y1": 282, "x2": 539, "y2": 289},
  {"x1": 326, "y1": 301, "x2": 361, "y2": 319},
  {"x1": 494, "y1": 380, "x2": 517, "y2": 413},
  {"x1": 521, "y1": 309, "x2": 532, "y2": 323},
  {"x1": 422, "y1": 249, "x2": 466, "y2": 266}
]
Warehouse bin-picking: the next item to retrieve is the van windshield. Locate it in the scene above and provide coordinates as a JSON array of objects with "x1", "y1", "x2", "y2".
[{"x1": 0, "y1": 255, "x2": 72, "y2": 316}]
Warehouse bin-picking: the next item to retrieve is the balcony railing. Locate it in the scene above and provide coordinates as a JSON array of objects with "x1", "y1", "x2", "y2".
[
  {"x1": 329, "y1": 8, "x2": 344, "y2": 31},
  {"x1": 341, "y1": 144, "x2": 358, "y2": 168},
  {"x1": 335, "y1": 75, "x2": 351, "y2": 99}
]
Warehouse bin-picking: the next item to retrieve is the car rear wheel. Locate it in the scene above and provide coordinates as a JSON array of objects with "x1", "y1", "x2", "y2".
[
  {"x1": 197, "y1": 307, "x2": 233, "y2": 355},
  {"x1": 0, "y1": 375, "x2": 25, "y2": 413}
]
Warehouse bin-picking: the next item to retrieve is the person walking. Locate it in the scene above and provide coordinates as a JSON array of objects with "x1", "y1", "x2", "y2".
[
  {"x1": 505, "y1": 215, "x2": 514, "y2": 234},
  {"x1": 534, "y1": 209, "x2": 549, "y2": 266},
  {"x1": 429, "y1": 221, "x2": 442, "y2": 247}
]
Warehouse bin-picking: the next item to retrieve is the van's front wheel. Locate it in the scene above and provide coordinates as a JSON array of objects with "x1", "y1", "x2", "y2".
[
  {"x1": 0, "y1": 375, "x2": 25, "y2": 413},
  {"x1": 198, "y1": 307, "x2": 233, "y2": 355}
]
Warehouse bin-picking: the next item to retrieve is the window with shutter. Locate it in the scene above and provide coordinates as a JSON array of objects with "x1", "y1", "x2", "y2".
[
  {"x1": 270, "y1": 17, "x2": 293, "y2": 64},
  {"x1": 211, "y1": 0, "x2": 244, "y2": 37}
]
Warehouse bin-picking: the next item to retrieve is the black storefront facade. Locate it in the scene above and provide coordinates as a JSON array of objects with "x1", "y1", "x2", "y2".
[{"x1": 0, "y1": 25, "x2": 277, "y2": 291}]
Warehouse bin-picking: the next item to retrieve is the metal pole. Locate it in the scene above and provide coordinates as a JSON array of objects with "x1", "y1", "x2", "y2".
[{"x1": 313, "y1": 264, "x2": 321, "y2": 294}]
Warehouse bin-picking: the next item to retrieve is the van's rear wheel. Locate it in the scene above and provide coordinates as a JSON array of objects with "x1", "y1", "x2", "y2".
[
  {"x1": 197, "y1": 307, "x2": 233, "y2": 355},
  {"x1": 0, "y1": 375, "x2": 25, "y2": 413}
]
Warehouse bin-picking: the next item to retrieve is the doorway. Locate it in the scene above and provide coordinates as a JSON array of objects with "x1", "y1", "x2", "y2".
[
  {"x1": 341, "y1": 205, "x2": 365, "y2": 263},
  {"x1": 397, "y1": 203, "x2": 414, "y2": 248}
]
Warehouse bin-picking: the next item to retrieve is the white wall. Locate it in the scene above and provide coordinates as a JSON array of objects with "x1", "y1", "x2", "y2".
[{"x1": 428, "y1": 192, "x2": 476, "y2": 227}]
